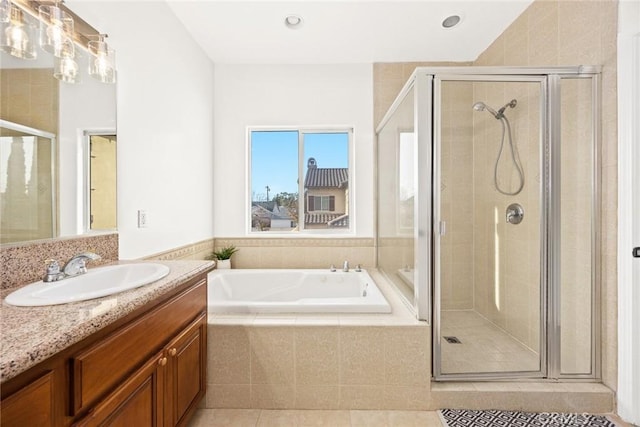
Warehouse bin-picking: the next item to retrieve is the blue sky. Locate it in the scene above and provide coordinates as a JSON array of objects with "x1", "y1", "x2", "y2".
[{"x1": 251, "y1": 130, "x2": 348, "y2": 201}]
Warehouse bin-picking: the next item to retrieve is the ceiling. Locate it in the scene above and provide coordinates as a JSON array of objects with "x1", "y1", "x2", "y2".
[{"x1": 165, "y1": 0, "x2": 534, "y2": 64}]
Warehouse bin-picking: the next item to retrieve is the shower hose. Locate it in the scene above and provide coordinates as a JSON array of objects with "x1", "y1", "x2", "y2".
[{"x1": 494, "y1": 116, "x2": 525, "y2": 196}]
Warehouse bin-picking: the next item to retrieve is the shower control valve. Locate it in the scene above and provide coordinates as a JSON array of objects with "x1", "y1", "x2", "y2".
[{"x1": 506, "y1": 203, "x2": 524, "y2": 225}]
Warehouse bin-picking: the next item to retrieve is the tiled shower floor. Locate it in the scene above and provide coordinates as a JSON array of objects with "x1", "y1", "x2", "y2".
[{"x1": 440, "y1": 310, "x2": 540, "y2": 374}]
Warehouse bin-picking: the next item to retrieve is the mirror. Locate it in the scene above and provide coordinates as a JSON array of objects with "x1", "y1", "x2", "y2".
[{"x1": 0, "y1": 4, "x2": 116, "y2": 245}]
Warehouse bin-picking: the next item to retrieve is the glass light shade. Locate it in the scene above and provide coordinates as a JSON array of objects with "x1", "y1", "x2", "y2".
[
  {"x1": 53, "y1": 42, "x2": 79, "y2": 83},
  {"x1": 0, "y1": 0, "x2": 10, "y2": 23},
  {"x1": 88, "y1": 38, "x2": 116, "y2": 84},
  {"x1": 0, "y1": 7, "x2": 36, "y2": 59},
  {"x1": 39, "y1": 4, "x2": 74, "y2": 58}
]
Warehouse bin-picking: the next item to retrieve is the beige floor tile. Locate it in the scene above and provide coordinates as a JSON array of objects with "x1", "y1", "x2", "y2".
[
  {"x1": 257, "y1": 410, "x2": 299, "y2": 426},
  {"x1": 387, "y1": 411, "x2": 444, "y2": 427},
  {"x1": 350, "y1": 410, "x2": 389, "y2": 427},
  {"x1": 297, "y1": 410, "x2": 351, "y2": 426},
  {"x1": 188, "y1": 409, "x2": 261, "y2": 427}
]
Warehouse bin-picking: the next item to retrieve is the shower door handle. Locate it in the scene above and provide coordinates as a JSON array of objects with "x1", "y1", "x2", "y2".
[{"x1": 633, "y1": 247, "x2": 640, "y2": 258}]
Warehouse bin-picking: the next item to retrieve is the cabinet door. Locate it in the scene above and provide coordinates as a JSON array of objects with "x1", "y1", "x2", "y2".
[
  {"x1": 0, "y1": 372, "x2": 54, "y2": 427},
  {"x1": 75, "y1": 351, "x2": 166, "y2": 427},
  {"x1": 165, "y1": 313, "x2": 206, "y2": 427}
]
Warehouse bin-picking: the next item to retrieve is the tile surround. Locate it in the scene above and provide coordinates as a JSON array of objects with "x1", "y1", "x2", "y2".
[
  {"x1": 144, "y1": 238, "x2": 215, "y2": 262},
  {"x1": 213, "y1": 238, "x2": 375, "y2": 270}
]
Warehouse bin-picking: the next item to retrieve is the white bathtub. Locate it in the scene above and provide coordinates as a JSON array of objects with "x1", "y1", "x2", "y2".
[{"x1": 207, "y1": 269, "x2": 391, "y2": 314}]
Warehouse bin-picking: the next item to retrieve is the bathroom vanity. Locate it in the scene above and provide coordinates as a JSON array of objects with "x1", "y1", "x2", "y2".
[{"x1": 0, "y1": 260, "x2": 214, "y2": 427}]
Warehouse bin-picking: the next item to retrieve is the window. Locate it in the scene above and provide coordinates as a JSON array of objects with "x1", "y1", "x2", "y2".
[
  {"x1": 308, "y1": 195, "x2": 334, "y2": 212},
  {"x1": 249, "y1": 128, "x2": 352, "y2": 233}
]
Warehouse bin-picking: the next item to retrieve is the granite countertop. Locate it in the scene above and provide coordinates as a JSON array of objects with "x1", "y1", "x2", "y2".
[{"x1": 0, "y1": 260, "x2": 214, "y2": 383}]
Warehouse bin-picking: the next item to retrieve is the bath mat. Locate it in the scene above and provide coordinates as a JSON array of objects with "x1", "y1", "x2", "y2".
[{"x1": 438, "y1": 409, "x2": 616, "y2": 427}]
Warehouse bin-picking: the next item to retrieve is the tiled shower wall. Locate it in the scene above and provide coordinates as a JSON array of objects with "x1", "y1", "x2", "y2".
[
  {"x1": 439, "y1": 82, "x2": 475, "y2": 311},
  {"x1": 471, "y1": 80, "x2": 542, "y2": 354},
  {"x1": 473, "y1": 0, "x2": 618, "y2": 389}
]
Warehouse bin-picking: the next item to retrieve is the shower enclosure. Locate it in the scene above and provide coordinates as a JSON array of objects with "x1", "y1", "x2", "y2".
[
  {"x1": 0, "y1": 119, "x2": 57, "y2": 244},
  {"x1": 376, "y1": 67, "x2": 600, "y2": 380}
]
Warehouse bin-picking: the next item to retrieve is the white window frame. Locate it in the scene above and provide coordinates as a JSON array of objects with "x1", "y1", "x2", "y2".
[
  {"x1": 82, "y1": 129, "x2": 117, "y2": 234},
  {"x1": 246, "y1": 126, "x2": 355, "y2": 236}
]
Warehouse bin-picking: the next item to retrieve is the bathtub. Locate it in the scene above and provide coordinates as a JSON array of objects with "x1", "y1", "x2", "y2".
[{"x1": 207, "y1": 269, "x2": 391, "y2": 313}]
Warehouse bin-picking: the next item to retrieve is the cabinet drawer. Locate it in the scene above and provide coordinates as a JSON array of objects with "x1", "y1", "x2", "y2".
[
  {"x1": 71, "y1": 280, "x2": 206, "y2": 415},
  {"x1": 73, "y1": 351, "x2": 165, "y2": 427}
]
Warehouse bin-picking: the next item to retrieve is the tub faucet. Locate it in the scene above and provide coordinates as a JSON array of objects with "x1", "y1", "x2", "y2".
[
  {"x1": 63, "y1": 252, "x2": 101, "y2": 278},
  {"x1": 343, "y1": 260, "x2": 349, "y2": 272}
]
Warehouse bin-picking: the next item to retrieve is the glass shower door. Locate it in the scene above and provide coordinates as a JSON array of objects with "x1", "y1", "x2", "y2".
[{"x1": 433, "y1": 76, "x2": 546, "y2": 378}]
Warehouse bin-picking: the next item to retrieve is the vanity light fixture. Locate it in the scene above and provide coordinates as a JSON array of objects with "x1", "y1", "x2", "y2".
[
  {"x1": 38, "y1": 2, "x2": 74, "y2": 58},
  {"x1": 53, "y1": 40, "x2": 79, "y2": 83},
  {"x1": 442, "y1": 14, "x2": 461, "y2": 29},
  {"x1": 0, "y1": 0, "x2": 116, "y2": 84},
  {"x1": 284, "y1": 14, "x2": 303, "y2": 29},
  {"x1": 0, "y1": 4, "x2": 36, "y2": 59},
  {"x1": 88, "y1": 34, "x2": 116, "y2": 84}
]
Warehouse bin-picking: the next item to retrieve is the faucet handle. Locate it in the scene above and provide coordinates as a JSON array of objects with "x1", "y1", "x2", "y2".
[
  {"x1": 355, "y1": 264, "x2": 362, "y2": 272},
  {"x1": 330, "y1": 264, "x2": 336, "y2": 272},
  {"x1": 43, "y1": 259, "x2": 63, "y2": 282}
]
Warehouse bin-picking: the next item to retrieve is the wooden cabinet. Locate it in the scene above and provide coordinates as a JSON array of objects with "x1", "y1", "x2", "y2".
[
  {"x1": 0, "y1": 270, "x2": 210, "y2": 427},
  {"x1": 0, "y1": 372, "x2": 54, "y2": 427},
  {"x1": 76, "y1": 314, "x2": 207, "y2": 427},
  {"x1": 74, "y1": 351, "x2": 166, "y2": 427},
  {"x1": 164, "y1": 314, "x2": 207, "y2": 426}
]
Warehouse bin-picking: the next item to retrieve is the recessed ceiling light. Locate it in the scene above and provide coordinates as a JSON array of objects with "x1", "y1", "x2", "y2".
[
  {"x1": 442, "y1": 15, "x2": 461, "y2": 29},
  {"x1": 285, "y1": 15, "x2": 303, "y2": 29}
]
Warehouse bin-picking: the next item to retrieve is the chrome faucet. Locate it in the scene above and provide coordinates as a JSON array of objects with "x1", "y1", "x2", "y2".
[
  {"x1": 43, "y1": 259, "x2": 64, "y2": 282},
  {"x1": 63, "y1": 252, "x2": 101, "y2": 277},
  {"x1": 343, "y1": 260, "x2": 349, "y2": 272},
  {"x1": 43, "y1": 252, "x2": 101, "y2": 282}
]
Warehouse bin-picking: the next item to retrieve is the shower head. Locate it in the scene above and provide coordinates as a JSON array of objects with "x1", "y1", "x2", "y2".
[
  {"x1": 497, "y1": 99, "x2": 517, "y2": 117},
  {"x1": 472, "y1": 101, "x2": 500, "y2": 119},
  {"x1": 472, "y1": 99, "x2": 517, "y2": 119}
]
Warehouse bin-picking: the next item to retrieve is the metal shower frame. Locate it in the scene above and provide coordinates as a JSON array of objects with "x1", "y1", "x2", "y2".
[{"x1": 375, "y1": 66, "x2": 602, "y2": 381}]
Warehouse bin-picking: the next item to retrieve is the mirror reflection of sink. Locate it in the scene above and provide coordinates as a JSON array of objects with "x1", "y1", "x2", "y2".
[{"x1": 4, "y1": 263, "x2": 170, "y2": 307}]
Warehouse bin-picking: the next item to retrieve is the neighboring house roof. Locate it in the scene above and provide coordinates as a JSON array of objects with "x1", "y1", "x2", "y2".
[
  {"x1": 252, "y1": 202, "x2": 293, "y2": 220},
  {"x1": 327, "y1": 214, "x2": 349, "y2": 228},
  {"x1": 304, "y1": 168, "x2": 348, "y2": 189},
  {"x1": 305, "y1": 213, "x2": 348, "y2": 228},
  {"x1": 253, "y1": 201, "x2": 277, "y2": 211}
]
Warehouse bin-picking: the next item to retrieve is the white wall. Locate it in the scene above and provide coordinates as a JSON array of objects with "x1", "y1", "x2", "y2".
[
  {"x1": 213, "y1": 64, "x2": 374, "y2": 237},
  {"x1": 617, "y1": 0, "x2": 640, "y2": 423},
  {"x1": 70, "y1": 1, "x2": 215, "y2": 259}
]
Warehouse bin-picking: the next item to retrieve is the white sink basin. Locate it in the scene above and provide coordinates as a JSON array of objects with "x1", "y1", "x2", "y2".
[{"x1": 4, "y1": 263, "x2": 171, "y2": 307}]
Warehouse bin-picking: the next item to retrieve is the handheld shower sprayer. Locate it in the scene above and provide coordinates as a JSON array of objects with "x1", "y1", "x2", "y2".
[
  {"x1": 472, "y1": 98, "x2": 524, "y2": 196},
  {"x1": 472, "y1": 101, "x2": 499, "y2": 119},
  {"x1": 473, "y1": 99, "x2": 517, "y2": 120}
]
